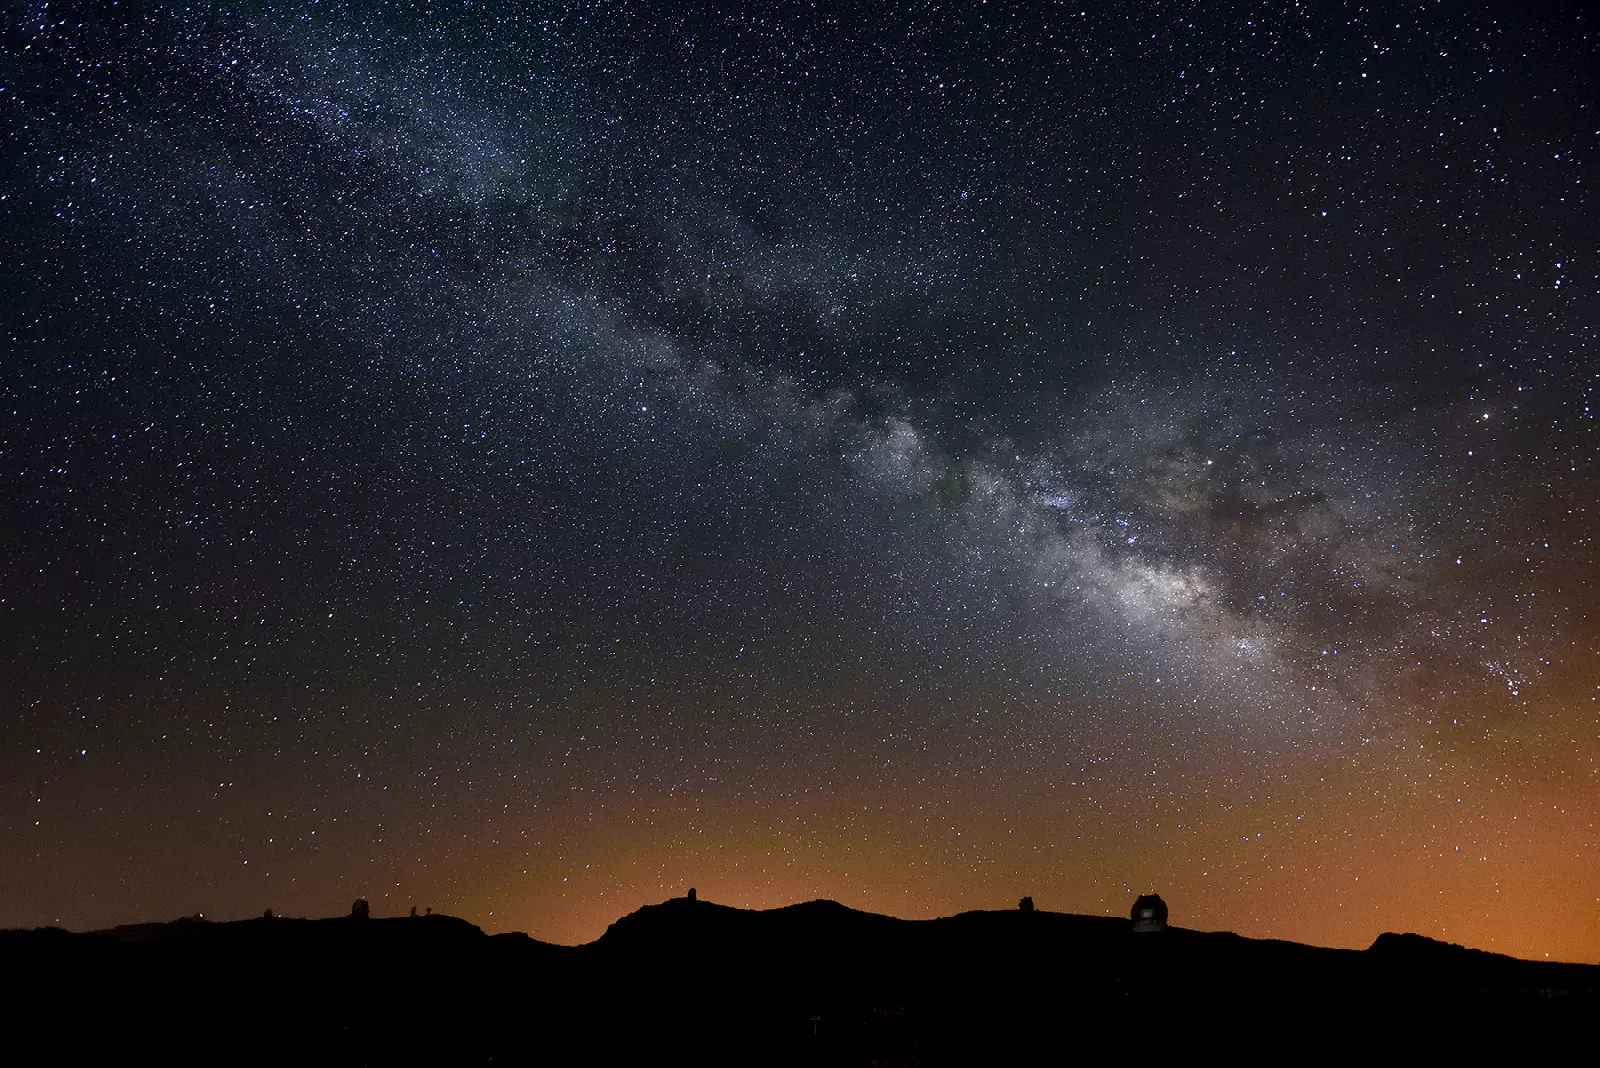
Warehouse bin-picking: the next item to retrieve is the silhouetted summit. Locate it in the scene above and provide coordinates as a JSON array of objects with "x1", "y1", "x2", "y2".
[{"x1": 4, "y1": 899, "x2": 1595, "y2": 1066}]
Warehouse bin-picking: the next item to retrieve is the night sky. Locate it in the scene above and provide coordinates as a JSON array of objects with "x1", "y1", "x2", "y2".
[{"x1": 3, "y1": 2, "x2": 1597, "y2": 961}]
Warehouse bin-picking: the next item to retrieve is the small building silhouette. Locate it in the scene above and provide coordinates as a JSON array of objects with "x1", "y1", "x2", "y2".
[
  {"x1": 350, "y1": 898, "x2": 370, "y2": 920},
  {"x1": 686, "y1": 887, "x2": 697, "y2": 902},
  {"x1": 1130, "y1": 893, "x2": 1167, "y2": 932}
]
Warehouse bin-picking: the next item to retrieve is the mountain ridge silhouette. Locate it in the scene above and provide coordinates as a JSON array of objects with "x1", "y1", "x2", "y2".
[{"x1": 5, "y1": 897, "x2": 1595, "y2": 1065}]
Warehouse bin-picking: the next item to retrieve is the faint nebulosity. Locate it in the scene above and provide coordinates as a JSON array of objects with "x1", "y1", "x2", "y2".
[{"x1": 1, "y1": 3, "x2": 1596, "y2": 959}]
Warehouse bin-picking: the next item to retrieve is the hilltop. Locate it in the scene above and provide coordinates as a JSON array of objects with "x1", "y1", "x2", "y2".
[{"x1": 4, "y1": 897, "x2": 1595, "y2": 1065}]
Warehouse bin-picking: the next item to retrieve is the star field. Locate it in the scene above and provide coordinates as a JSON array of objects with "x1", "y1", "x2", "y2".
[{"x1": 2, "y1": 2, "x2": 1597, "y2": 959}]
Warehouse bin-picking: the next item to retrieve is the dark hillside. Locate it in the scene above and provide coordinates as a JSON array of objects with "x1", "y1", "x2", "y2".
[{"x1": 4, "y1": 900, "x2": 1595, "y2": 1065}]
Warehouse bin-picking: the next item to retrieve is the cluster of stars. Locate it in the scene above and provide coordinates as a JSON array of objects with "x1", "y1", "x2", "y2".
[{"x1": 1, "y1": 1, "x2": 1595, "y2": 961}]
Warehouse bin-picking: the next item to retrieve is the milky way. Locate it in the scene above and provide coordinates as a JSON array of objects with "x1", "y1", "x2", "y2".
[{"x1": 3, "y1": 4, "x2": 1596, "y2": 958}]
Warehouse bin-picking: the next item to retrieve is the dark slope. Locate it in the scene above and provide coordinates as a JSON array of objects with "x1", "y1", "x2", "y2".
[
  {"x1": 4, "y1": 913, "x2": 577, "y2": 1065},
  {"x1": 4, "y1": 900, "x2": 1596, "y2": 1066}
]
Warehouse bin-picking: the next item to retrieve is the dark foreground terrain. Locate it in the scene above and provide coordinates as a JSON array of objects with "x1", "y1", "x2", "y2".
[{"x1": 4, "y1": 898, "x2": 1596, "y2": 1065}]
